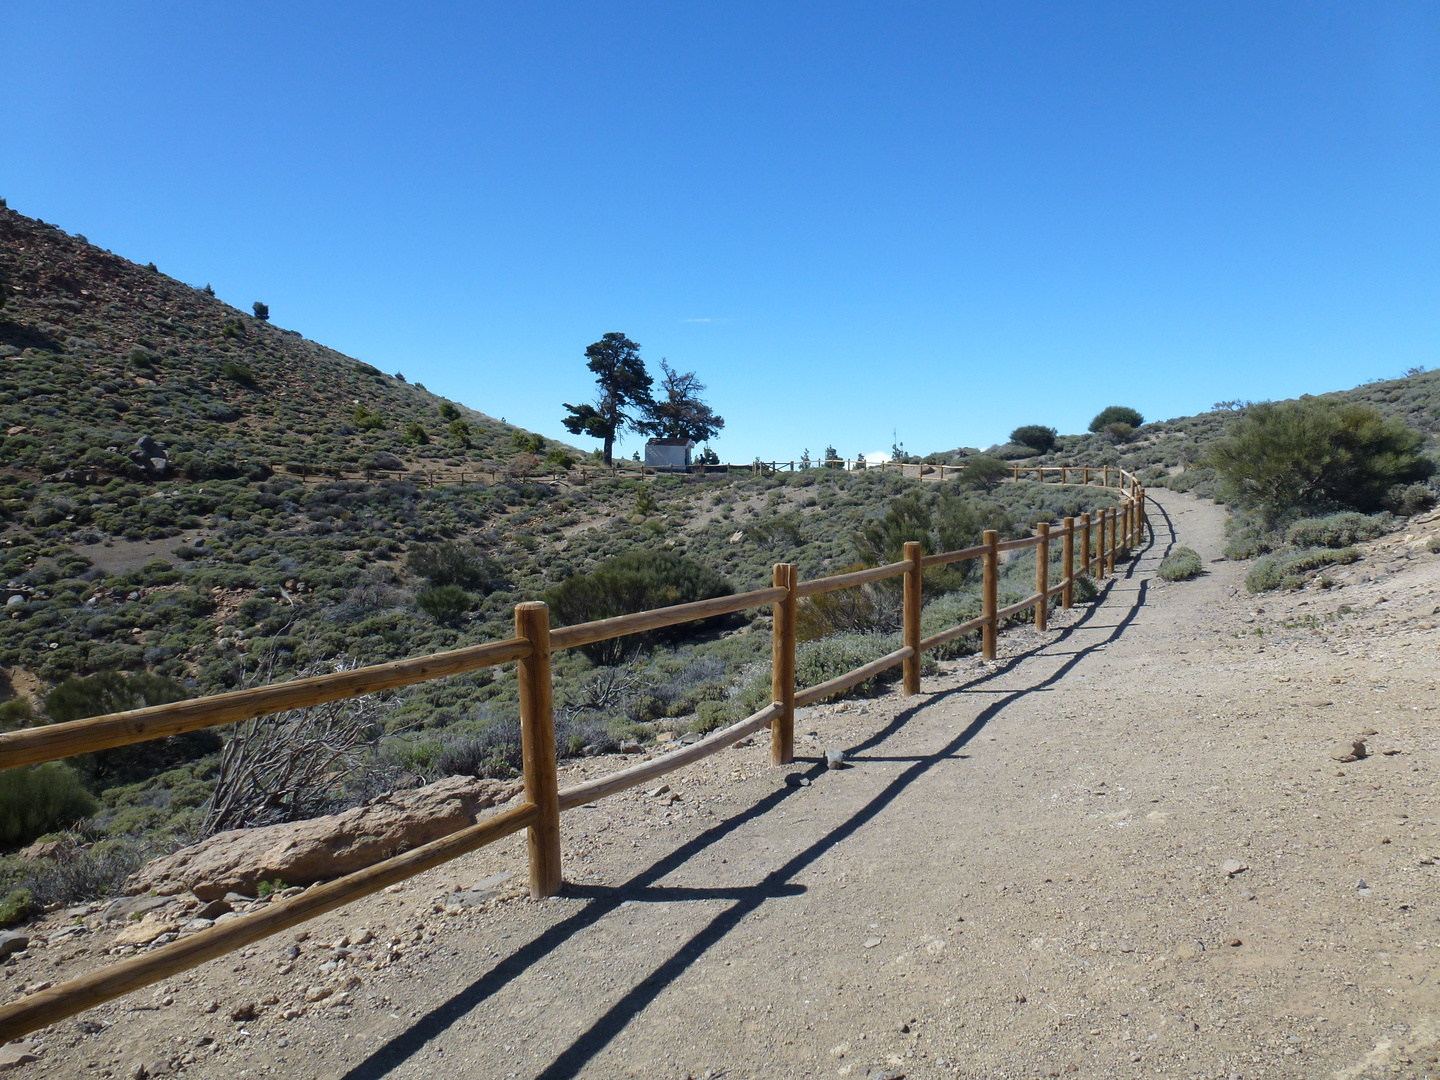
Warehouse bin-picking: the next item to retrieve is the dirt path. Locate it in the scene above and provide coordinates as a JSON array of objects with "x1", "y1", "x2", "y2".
[{"x1": 12, "y1": 491, "x2": 1440, "y2": 1080}]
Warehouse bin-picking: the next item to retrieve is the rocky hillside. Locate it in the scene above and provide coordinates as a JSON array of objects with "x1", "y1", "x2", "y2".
[{"x1": 0, "y1": 203, "x2": 556, "y2": 482}]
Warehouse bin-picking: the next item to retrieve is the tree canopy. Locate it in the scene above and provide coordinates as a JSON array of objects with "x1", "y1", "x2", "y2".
[
  {"x1": 562, "y1": 333, "x2": 654, "y2": 466},
  {"x1": 639, "y1": 360, "x2": 725, "y2": 443}
]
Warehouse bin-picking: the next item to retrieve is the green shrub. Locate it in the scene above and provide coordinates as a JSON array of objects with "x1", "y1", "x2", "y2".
[
  {"x1": 447, "y1": 419, "x2": 472, "y2": 447},
  {"x1": 0, "y1": 888, "x2": 37, "y2": 928},
  {"x1": 0, "y1": 764, "x2": 98, "y2": 848},
  {"x1": 44, "y1": 671, "x2": 213, "y2": 790},
  {"x1": 44, "y1": 670, "x2": 190, "y2": 723},
  {"x1": 959, "y1": 455, "x2": 1008, "y2": 491},
  {"x1": 220, "y1": 361, "x2": 256, "y2": 387},
  {"x1": 794, "y1": 633, "x2": 937, "y2": 699},
  {"x1": 1089, "y1": 406, "x2": 1144, "y2": 432},
  {"x1": 1009, "y1": 425, "x2": 1057, "y2": 453},
  {"x1": 404, "y1": 421, "x2": 430, "y2": 445},
  {"x1": 1246, "y1": 547, "x2": 1360, "y2": 592},
  {"x1": 1223, "y1": 513, "x2": 1274, "y2": 560},
  {"x1": 1103, "y1": 422, "x2": 1135, "y2": 443},
  {"x1": 855, "y1": 492, "x2": 983, "y2": 567},
  {"x1": 1157, "y1": 546, "x2": 1203, "y2": 581},
  {"x1": 545, "y1": 448, "x2": 574, "y2": 470},
  {"x1": 353, "y1": 405, "x2": 387, "y2": 431},
  {"x1": 0, "y1": 698, "x2": 35, "y2": 732},
  {"x1": 1385, "y1": 482, "x2": 1435, "y2": 517},
  {"x1": 512, "y1": 431, "x2": 546, "y2": 455},
  {"x1": 416, "y1": 584, "x2": 472, "y2": 624},
  {"x1": 1285, "y1": 512, "x2": 1394, "y2": 549},
  {"x1": 407, "y1": 541, "x2": 501, "y2": 593},
  {"x1": 546, "y1": 550, "x2": 733, "y2": 664},
  {"x1": 1207, "y1": 400, "x2": 1432, "y2": 520},
  {"x1": 1070, "y1": 573, "x2": 1099, "y2": 604},
  {"x1": 437, "y1": 402, "x2": 461, "y2": 422}
]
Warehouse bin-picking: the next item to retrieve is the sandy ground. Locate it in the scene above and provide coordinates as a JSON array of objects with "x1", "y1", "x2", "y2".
[{"x1": 6, "y1": 490, "x2": 1440, "y2": 1080}]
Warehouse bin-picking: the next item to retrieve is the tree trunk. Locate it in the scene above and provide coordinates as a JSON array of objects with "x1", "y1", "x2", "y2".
[{"x1": 602, "y1": 435, "x2": 614, "y2": 467}]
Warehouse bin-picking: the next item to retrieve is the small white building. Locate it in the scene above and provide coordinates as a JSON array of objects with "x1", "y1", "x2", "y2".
[{"x1": 644, "y1": 438, "x2": 695, "y2": 471}]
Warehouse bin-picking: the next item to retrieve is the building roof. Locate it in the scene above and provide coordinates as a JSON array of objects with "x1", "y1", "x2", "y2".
[{"x1": 645, "y1": 438, "x2": 695, "y2": 447}]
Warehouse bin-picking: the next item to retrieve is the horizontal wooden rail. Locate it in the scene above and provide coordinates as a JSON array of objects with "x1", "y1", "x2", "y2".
[
  {"x1": 549, "y1": 587, "x2": 787, "y2": 651},
  {"x1": 795, "y1": 560, "x2": 909, "y2": 598},
  {"x1": 919, "y1": 543, "x2": 987, "y2": 569},
  {"x1": 558, "y1": 703, "x2": 780, "y2": 811},
  {"x1": 0, "y1": 798, "x2": 539, "y2": 1044},
  {"x1": 918, "y1": 614, "x2": 990, "y2": 654},
  {"x1": 0, "y1": 637, "x2": 533, "y2": 771},
  {"x1": 1045, "y1": 579, "x2": 1069, "y2": 599},
  {"x1": 996, "y1": 535, "x2": 1041, "y2": 553},
  {"x1": 794, "y1": 645, "x2": 913, "y2": 708}
]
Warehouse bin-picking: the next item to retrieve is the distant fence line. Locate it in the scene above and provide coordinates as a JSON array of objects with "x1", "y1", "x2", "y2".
[
  {"x1": 0, "y1": 467, "x2": 1148, "y2": 1041},
  {"x1": 272, "y1": 458, "x2": 1126, "y2": 487}
]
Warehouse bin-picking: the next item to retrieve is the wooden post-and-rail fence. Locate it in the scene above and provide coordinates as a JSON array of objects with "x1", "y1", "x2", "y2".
[{"x1": 0, "y1": 468, "x2": 1148, "y2": 1041}]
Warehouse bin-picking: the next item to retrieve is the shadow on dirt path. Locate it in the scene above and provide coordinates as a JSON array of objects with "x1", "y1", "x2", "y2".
[{"x1": 341, "y1": 497, "x2": 1178, "y2": 1080}]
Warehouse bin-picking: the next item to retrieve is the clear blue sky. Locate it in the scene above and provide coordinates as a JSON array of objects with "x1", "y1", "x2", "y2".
[{"x1": 5, "y1": 3, "x2": 1439, "y2": 461}]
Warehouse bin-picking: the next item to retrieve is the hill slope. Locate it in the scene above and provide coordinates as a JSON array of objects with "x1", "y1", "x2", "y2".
[{"x1": 0, "y1": 203, "x2": 548, "y2": 481}]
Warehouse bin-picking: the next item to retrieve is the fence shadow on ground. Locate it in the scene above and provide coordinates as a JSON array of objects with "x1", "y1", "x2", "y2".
[{"x1": 340, "y1": 502, "x2": 1175, "y2": 1080}]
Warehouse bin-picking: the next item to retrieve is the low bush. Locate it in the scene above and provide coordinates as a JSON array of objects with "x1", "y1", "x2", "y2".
[
  {"x1": 1089, "y1": 406, "x2": 1144, "y2": 433},
  {"x1": 44, "y1": 671, "x2": 213, "y2": 790},
  {"x1": 958, "y1": 455, "x2": 1009, "y2": 491},
  {"x1": 0, "y1": 888, "x2": 36, "y2": 928},
  {"x1": 795, "y1": 633, "x2": 937, "y2": 696},
  {"x1": 1009, "y1": 425, "x2": 1057, "y2": 454},
  {"x1": 1223, "y1": 513, "x2": 1274, "y2": 560},
  {"x1": 407, "y1": 541, "x2": 501, "y2": 593},
  {"x1": 416, "y1": 584, "x2": 472, "y2": 624},
  {"x1": 0, "y1": 764, "x2": 98, "y2": 848},
  {"x1": 18, "y1": 836, "x2": 156, "y2": 906},
  {"x1": 1103, "y1": 422, "x2": 1135, "y2": 443},
  {"x1": 1285, "y1": 512, "x2": 1394, "y2": 549},
  {"x1": 220, "y1": 361, "x2": 256, "y2": 387},
  {"x1": 1246, "y1": 547, "x2": 1360, "y2": 592},
  {"x1": 1207, "y1": 400, "x2": 1432, "y2": 521},
  {"x1": 1157, "y1": 546, "x2": 1204, "y2": 581},
  {"x1": 1385, "y1": 483, "x2": 1435, "y2": 517},
  {"x1": 546, "y1": 550, "x2": 733, "y2": 664},
  {"x1": 353, "y1": 405, "x2": 386, "y2": 431}
]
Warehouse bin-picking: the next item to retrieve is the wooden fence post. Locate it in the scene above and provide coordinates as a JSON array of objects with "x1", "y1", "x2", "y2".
[
  {"x1": 903, "y1": 541, "x2": 923, "y2": 695},
  {"x1": 1096, "y1": 510, "x2": 1107, "y2": 579},
  {"x1": 1080, "y1": 512, "x2": 1091, "y2": 577},
  {"x1": 1106, "y1": 508, "x2": 1117, "y2": 575},
  {"x1": 515, "y1": 602, "x2": 562, "y2": 899},
  {"x1": 1137, "y1": 487, "x2": 1146, "y2": 543},
  {"x1": 770, "y1": 563, "x2": 797, "y2": 765},
  {"x1": 982, "y1": 530, "x2": 999, "y2": 660},
  {"x1": 1062, "y1": 517, "x2": 1075, "y2": 608},
  {"x1": 1034, "y1": 523, "x2": 1049, "y2": 631}
]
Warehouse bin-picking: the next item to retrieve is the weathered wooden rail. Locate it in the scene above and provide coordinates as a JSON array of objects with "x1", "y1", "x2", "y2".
[{"x1": 0, "y1": 467, "x2": 1146, "y2": 1040}]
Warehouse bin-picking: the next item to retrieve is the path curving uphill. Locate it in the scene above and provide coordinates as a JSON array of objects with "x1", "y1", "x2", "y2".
[{"x1": 17, "y1": 491, "x2": 1440, "y2": 1079}]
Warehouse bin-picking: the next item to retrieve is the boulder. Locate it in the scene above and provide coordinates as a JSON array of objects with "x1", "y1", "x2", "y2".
[
  {"x1": 128, "y1": 435, "x2": 168, "y2": 477},
  {"x1": 125, "y1": 777, "x2": 522, "y2": 901}
]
